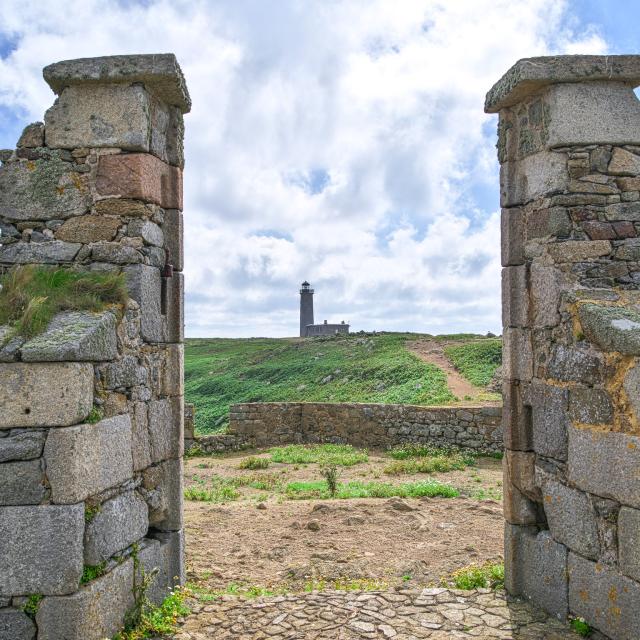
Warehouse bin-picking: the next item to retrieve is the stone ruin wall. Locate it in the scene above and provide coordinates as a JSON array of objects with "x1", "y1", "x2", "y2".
[
  {"x1": 488, "y1": 55, "x2": 640, "y2": 640},
  {"x1": 191, "y1": 402, "x2": 503, "y2": 454},
  {"x1": 0, "y1": 54, "x2": 188, "y2": 640}
]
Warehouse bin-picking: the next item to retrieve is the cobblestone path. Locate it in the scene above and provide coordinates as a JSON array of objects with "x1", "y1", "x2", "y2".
[{"x1": 171, "y1": 588, "x2": 586, "y2": 639}]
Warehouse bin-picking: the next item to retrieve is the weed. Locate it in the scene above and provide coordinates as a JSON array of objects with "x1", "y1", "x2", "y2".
[
  {"x1": 86, "y1": 406, "x2": 103, "y2": 424},
  {"x1": 84, "y1": 504, "x2": 101, "y2": 523},
  {"x1": 469, "y1": 487, "x2": 503, "y2": 501},
  {"x1": 304, "y1": 577, "x2": 387, "y2": 592},
  {"x1": 285, "y1": 479, "x2": 459, "y2": 500},
  {"x1": 81, "y1": 562, "x2": 107, "y2": 584},
  {"x1": 570, "y1": 617, "x2": 592, "y2": 637},
  {"x1": 320, "y1": 465, "x2": 340, "y2": 497},
  {"x1": 239, "y1": 456, "x2": 271, "y2": 470},
  {"x1": 22, "y1": 594, "x2": 43, "y2": 619},
  {"x1": 443, "y1": 561, "x2": 504, "y2": 590},
  {"x1": 269, "y1": 444, "x2": 368, "y2": 466},
  {"x1": 402, "y1": 574, "x2": 412, "y2": 582},
  {"x1": 184, "y1": 476, "x2": 240, "y2": 502},
  {"x1": 0, "y1": 265, "x2": 127, "y2": 339},
  {"x1": 184, "y1": 444, "x2": 204, "y2": 458}
]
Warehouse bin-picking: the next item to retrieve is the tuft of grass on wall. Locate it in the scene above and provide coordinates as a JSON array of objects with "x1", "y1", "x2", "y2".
[
  {"x1": 0, "y1": 265, "x2": 128, "y2": 339},
  {"x1": 443, "y1": 339, "x2": 502, "y2": 387}
]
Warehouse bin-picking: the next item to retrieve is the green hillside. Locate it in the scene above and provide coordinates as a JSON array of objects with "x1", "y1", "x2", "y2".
[{"x1": 185, "y1": 332, "x2": 501, "y2": 435}]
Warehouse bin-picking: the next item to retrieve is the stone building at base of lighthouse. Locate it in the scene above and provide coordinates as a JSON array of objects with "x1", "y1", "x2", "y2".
[{"x1": 299, "y1": 281, "x2": 350, "y2": 337}]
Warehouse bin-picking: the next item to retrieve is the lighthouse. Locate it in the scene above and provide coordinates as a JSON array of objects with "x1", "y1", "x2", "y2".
[{"x1": 299, "y1": 281, "x2": 314, "y2": 337}]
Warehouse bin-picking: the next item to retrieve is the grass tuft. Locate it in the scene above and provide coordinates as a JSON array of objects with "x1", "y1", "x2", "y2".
[
  {"x1": 270, "y1": 444, "x2": 368, "y2": 467},
  {"x1": 238, "y1": 456, "x2": 270, "y2": 470},
  {"x1": 81, "y1": 562, "x2": 107, "y2": 584},
  {"x1": 442, "y1": 561, "x2": 504, "y2": 590},
  {"x1": 383, "y1": 454, "x2": 474, "y2": 475},
  {"x1": 0, "y1": 265, "x2": 128, "y2": 339},
  {"x1": 184, "y1": 476, "x2": 241, "y2": 503}
]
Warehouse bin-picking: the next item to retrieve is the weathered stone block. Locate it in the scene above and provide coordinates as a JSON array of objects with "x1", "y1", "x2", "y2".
[
  {"x1": 131, "y1": 401, "x2": 151, "y2": 472},
  {"x1": 500, "y1": 152, "x2": 568, "y2": 208},
  {"x1": 531, "y1": 380, "x2": 568, "y2": 461},
  {"x1": 128, "y1": 219, "x2": 164, "y2": 247},
  {"x1": 163, "y1": 209, "x2": 183, "y2": 271},
  {"x1": 124, "y1": 264, "x2": 163, "y2": 342},
  {"x1": 501, "y1": 207, "x2": 524, "y2": 266},
  {"x1": 159, "y1": 343, "x2": 184, "y2": 397},
  {"x1": 17, "y1": 121, "x2": 44, "y2": 148},
  {"x1": 525, "y1": 206, "x2": 572, "y2": 240},
  {"x1": 503, "y1": 328, "x2": 533, "y2": 381},
  {"x1": 0, "y1": 240, "x2": 81, "y2": 264},
  {"x1": 504, "y1": 525, "x2": 568, "y2": 619},
  {"x1": 94, "y1": 198, "x2": 151, "y2": 218},
  {"x1": 55, "y1": 214, "x2": 121, "y2": 243},
  {"x1": 0, "y1": 430, "x2": 45, "y2": 462},
  {"x1": 0, "y1": 363, "x2": 93, "y2": 429},
  {"x1": 539, "y1": 477, "x2": 600, "y2": 559},
  {"x1": 530, "y1": 263, "x2": 562, "y2": 328},
  {"x1": 166, "y1": 271, "x2": 184, "y2": 343},
  {"x1": 503, "y1": 471, "x2": 540, "y2": 525},
  {"x1": 90, "y1": 241, "x2": 143, "y2": 264},
  {"x1": 45, "y1": 84, "x2": 152, "y2": 151},
  {"x1": 579, "y1": 303, "x2": 640, "y2": 355},
  {"x1": 138, "y1": 539, "x2": 168, "y2": 606},
  {"x1": 96, "y1": 153, "x2": 182, "y2": 210},
  {"x1": 546, "y1": 344, "x2": 602, "y2": 385},
  {"x1": 569, "y1": 552, "x2": 640, "y2": 640},
  {"x1": 84, "y1": 491, "x2": 149, "y2": 564},
  {"x1": 0, "y1": 504, "x2": 84, "y2": 595},
  {"x1": 546, "y1": 240, "x2": 611, "y2": 263},
  {"x1": 0, "y1": 608, "x2": 36, "y2": 640},
  {"x1": 141, "y1": 458, "x2": 183, "y2": 531},
  {"x1": 623, "y1": 363, "x2": 640, "y2": 420},
  {"x1": 0, "y1": 155, "x2": 91, "y2": 222},
  {"x1": 501, "y1": 266, "x2": 528, "y2": 328},
  {"x1": 619, "y1": 506, "x2": 640, "y2": 582},
  {"x1": 154, "y1": 529, "x2": 185, "y2": 587},
  {"x1": 502, "y1": 380, "x2": 533, "y2": 451},
  {"x1": 505, "y1": 450, "x2": 538, "y2": 501},
  {"x1": 609, "y1": 146, "x2": 640, "y2": 176},
  {"x1": 568, "y1": 425, "x2": 640, "y2": 509},
  {"x1": 604, "y1": 201, "x2": 640, "y2": 222},
  {"x1": 148, "y1": 397, "x2": 183, "y2": 463},
  {"x1": 101, "y1": 354, "x2": 148, "y2": 389},
  {"x1": 0, "y1": 460, "x2": 45, "y2": 505},
  {"x1": 36, "y1": 558, "x2": 133, "y2": 640},
  {"x1": 568, "y1": 387, "x2": 613, "y2": 425},
  {"x1": 44, "y1": 415, "x2": 133, "y2": 504},
  {"x1": 21, "y1": 311, "x2": 117, "y2": 362}
]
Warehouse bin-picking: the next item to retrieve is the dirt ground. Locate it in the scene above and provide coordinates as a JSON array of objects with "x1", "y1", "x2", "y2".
[{"x1": 183, "y1": 450, "x2": 504, "y2": 593}]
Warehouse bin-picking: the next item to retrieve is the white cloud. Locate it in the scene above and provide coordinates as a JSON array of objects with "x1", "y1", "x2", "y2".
[{"x1": 0, "y1": 0, "x2": 607, "y2": 336}]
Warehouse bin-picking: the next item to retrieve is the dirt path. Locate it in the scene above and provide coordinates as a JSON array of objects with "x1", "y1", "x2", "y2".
[{"x1": 407, "y1": 339, "x2": 494, "y2": 404}]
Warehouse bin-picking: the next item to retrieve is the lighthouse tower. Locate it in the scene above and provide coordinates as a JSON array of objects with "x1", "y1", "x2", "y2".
[{"x1": 299, "y1": 281, "x2": 314, "y2": 337}]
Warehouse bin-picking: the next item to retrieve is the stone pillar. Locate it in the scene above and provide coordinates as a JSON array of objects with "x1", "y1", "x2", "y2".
[
  {"x1": 487, "y1": 55, "x2": 640, "y2": 639},
  {"x1": 0, "y1": 54, "x2": 189, "y2": 640}
]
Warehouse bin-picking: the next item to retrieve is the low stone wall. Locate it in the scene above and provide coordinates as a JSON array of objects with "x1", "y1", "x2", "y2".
[{"x1": 193, "y1": 402, "x2": 503, "y2": 454}]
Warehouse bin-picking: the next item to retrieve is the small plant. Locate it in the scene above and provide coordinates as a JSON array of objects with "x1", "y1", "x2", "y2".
[
  {"x1": 570, "y1": 617, "x2": 592, "y2": 637},
  {"x1": 184, "y1": 443, "x2": 204, "y2": 458},
  {"x1": 124, "y1": 543, "x2": 160, "y2": 632},
  {"x1": 443, "y1": 561, "x2": 504, "y2": 590},
  {"x1": 183, "y1": 476, "x2": 241, "y2": 503},
  {"x1": 81, "y1": 562, "x2": 107, "y2": 584},
  {"x1": 320, "y1": 464, "x2": 340, "y2": 497},
  {"x1": 86, "y1": 406, "x2": 103, "y2": 424},
  {"x1": 22, "y1": 594, "x2": 43, "y2": 619},
  {"x1": 239, "y1": 456, "x2": 270, "y2": 470},
  {"x1": 84, "y1": 504, "x2": 101, "y2": 523},
  {"x1": 402, "y1": 574, "x2": 412, "y2": 582}
]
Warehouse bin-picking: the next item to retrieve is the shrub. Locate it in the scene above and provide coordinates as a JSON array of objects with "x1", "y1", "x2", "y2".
[{"x1": 238, "y1": 456, "x2": 270, "y2": 470}]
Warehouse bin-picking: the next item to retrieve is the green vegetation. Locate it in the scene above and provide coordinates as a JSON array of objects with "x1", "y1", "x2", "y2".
[
  {"x1": 443, "y1": 561, "x2": 504, "y2": 590},
  {"x1": 444, "y1": 339, "x2": 502, "y2": 387},
  {"x1": 320, "y1": 464, "x2": 340, "y2": 496},
  {"x1": 185, "y1": 333, "x2": 462, "y2": 433},
  {"x1": 86, "y1": 406, "x2": 104, "y2": 425},
  {"x1": 84, "y1": 504, "x2": 101, "y2": 523},
  {"x1": 383, "y1": 454, "x2": 474, "y2": 475},
  {"x1": 570, "y1": 617, "x2": 592, "y2": 637},
  {"x1": 184, "y1": 476, "x2": 241, "y2": 503},
  {"x1": 238, "y1": 456, "x2": 270, "y2": 470},
  {"x1": 187, "y1": 581, "x2": 289, "y2": 601},
  {"x1": 113, "y1": 588, "x2": 191, "y2": 640},
  {"x1": 270, "y1": 444, "x2": 368, "y2": 467},
  {"x1": 0, "y1": 265, "x2": 127, "y2": 339},
  {"x1": 22, "y1": 594, "x2": 43, "y2": 619},
  {"x1": 285, "y1": 479, "x2": 459, "y2": 500},
  {"x1": 304, "y1": 577, "x2": 388, "y2": 592},
  {"x1": 81, "y1": 562, "x2": 107, "y2": 584}
]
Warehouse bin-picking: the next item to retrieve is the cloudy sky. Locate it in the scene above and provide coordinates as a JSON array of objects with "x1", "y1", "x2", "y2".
[{"x1": 0, "y1": 0, "x2": 634, "y2": 337}]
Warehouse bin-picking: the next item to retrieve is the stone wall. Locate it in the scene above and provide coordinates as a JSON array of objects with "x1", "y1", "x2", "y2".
[
  {"x1": 487, "y1": 55, "x2": 640, "y2": 640},
  {"x1": 0, "y1": 54, "x2": 188, "y2": 640},
  {"x1": 193, "y1": 402, "x2": 503, "y2": 454}
]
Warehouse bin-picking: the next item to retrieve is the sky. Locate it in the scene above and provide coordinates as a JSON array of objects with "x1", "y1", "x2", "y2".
[{"x1": 0, "y1": 0, "x2": 633, "y2": 337}]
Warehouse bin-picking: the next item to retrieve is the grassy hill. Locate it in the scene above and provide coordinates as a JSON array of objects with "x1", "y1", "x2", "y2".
[{"x1": 185, "y1": 332, "x2": 501, "y2": 435}]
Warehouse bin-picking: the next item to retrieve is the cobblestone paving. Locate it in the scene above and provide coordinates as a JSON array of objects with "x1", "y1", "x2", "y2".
[{"x1": 172, "y1": 588, "x2": 584, "y2": 639}]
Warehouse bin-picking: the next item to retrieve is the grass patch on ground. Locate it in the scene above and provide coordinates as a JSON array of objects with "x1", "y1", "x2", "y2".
[
  {"x1": 441, "y1": 561, "x2": 504, "y2": 590},
  {"x1": 383, "y1": 455, "x2": 474, "y2": 475},
  {"x1": 388, "y1": 444, "x2": 473, "y2": 461},
  {"x1": 443, "y1": 339, "x2": 502, "y2": 387},
  {"x1": 184, "y1": 333, "x2": 464, "y2": 433},
  {"x1": 285, "y1": 479, "x2": 459, "y2": 500},
  {"x1": 184, "y1": 476, "x2": 241, "y2": 503},
  {"x1": 304, "y1": 578, "x2": 388, "y2": 592},
  {"x1": 270, "y1": 444, "x2": 368, "y2": 467},
  {"x1": 238, "y1": 456, "x2": 271, "y2": 470},
  {"x1": 0, "y1": 265, "x2": 128, "y2": 339}
]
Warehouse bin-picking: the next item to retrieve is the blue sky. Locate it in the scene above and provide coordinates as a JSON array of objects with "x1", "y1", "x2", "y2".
[{"x1": 0, "y1": 1, "x2": 632, "y2": 337}]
